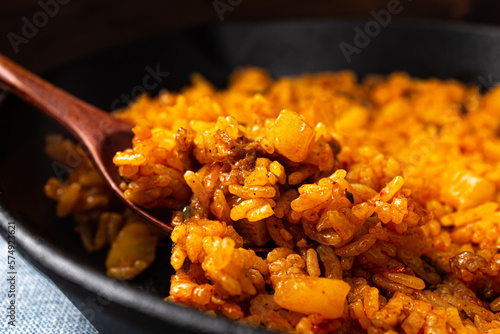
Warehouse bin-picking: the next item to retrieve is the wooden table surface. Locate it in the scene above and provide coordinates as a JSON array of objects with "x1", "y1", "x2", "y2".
[{"x1": 1, "y1": 0, "x2": 499, "y2": 72}]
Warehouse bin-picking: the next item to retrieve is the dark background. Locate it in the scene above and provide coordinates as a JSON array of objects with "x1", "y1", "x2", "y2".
[{"x1": 1, "y1": 0, "x2": 500, "y2": 72}]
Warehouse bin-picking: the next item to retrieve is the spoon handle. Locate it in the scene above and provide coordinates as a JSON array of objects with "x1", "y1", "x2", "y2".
[{"x1": 0, "y1": 54, "x2": 130, "y2": 148}]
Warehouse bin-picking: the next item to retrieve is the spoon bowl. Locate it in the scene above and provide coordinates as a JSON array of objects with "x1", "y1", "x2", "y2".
[{"x1": 0, "y1": 53, "x2": 173, "y2": 232}]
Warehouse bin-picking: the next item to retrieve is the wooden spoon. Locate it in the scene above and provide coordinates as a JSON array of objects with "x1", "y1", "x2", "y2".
[{"x1": 0, "y1": 54, "x2": 174, "y2": 232}]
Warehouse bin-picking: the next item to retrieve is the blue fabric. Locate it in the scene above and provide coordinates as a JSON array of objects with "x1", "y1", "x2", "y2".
[{"x1": 0, "y1": 236, "x2": 99, "y2": 333}]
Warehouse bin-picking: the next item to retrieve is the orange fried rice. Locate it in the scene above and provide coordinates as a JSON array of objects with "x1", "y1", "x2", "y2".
[{"x1": 45, "y1": 68, "x2": 500, "y2": 333}]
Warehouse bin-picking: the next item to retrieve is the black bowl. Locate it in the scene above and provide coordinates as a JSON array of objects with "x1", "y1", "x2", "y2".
[{"x1": 1, "y1": 20, "x2": 500, "y2": 334}]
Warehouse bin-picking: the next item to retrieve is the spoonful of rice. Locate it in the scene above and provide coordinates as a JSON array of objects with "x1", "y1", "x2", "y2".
[{"x1": 0, "y1": 54, "x2": 174, "y2": 232}]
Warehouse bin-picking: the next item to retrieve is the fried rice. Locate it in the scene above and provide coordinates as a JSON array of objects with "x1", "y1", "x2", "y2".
[{"x1": 44, "y1": 68, "x2": 500, "y2": 333}]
